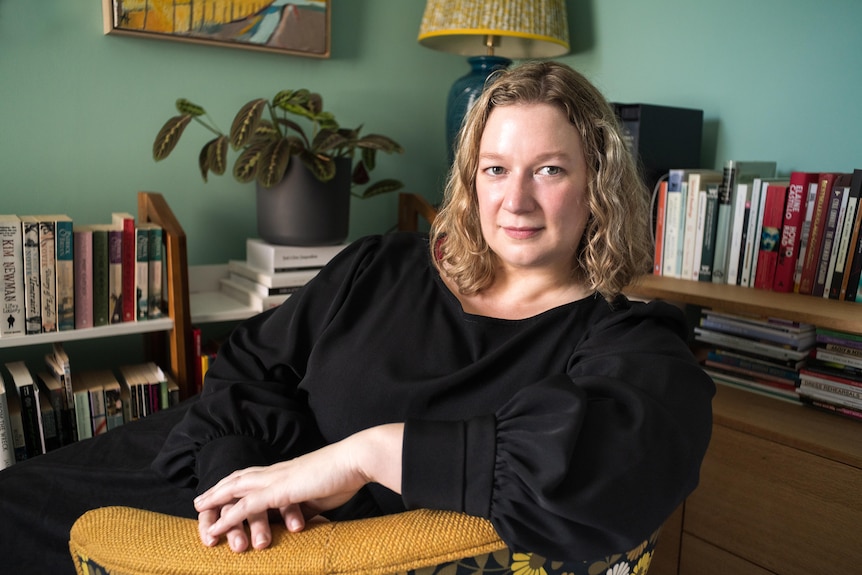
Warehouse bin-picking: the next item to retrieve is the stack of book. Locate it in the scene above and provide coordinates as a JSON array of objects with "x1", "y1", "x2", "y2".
[
  {"x1": 219, "y1": 239, "x2": 349, "y2": 313},
  {"x1": 653, "y1": 165, "x2": 862, "y2": 303},
  {"x1": 797, "y1": 328, "x2": 862, "y2": 420},
  {"x1": 695, "y1": 309, "x2": 815, "y2": 402},
  {"x1": 0, "y1": 211, "x2": 165, "y2": 339},
  {"x1": 0, "y1": 343, "x2": 177, "y2": 468}
]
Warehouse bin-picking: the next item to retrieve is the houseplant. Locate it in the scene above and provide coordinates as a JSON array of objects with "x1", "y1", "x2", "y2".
[{"x1": 152, "y1": 89, "x2": 404, "y2": 245}]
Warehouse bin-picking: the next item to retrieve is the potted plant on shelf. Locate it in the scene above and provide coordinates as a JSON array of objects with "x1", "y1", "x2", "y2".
[{"x1": 152, "y1": 89, "x2": 404, "y2": 246}]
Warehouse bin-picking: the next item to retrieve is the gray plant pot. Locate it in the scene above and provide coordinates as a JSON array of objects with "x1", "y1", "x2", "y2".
[{"x1": 256, "y1": 157, "x2": 351, "y2": 246}]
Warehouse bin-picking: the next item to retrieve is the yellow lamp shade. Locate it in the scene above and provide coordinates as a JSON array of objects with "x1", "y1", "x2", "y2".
[{"x1": 418, "y1": 0, "x2": 570, "y2": 58}]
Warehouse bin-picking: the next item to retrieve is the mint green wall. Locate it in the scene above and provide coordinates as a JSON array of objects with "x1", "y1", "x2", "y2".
[{"x1": 2, "y1": 0, "x2": 860, "y2": 266}]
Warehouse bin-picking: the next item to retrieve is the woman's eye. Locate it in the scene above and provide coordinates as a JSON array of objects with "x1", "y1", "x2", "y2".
[
  {"x1": 539, "y1": 166, "x2": 562, "y2": 176},
  {"x1": 484, "y1": 166, "x2": 506, "y2": 176}
]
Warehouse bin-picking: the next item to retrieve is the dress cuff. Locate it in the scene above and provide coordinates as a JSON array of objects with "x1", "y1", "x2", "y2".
[
  {"x1": 195, "y1": 435, "x2": 274, "y2": 494},
  {"x1": 402, "y1": 415, "x2": 495, "y2": 518}
]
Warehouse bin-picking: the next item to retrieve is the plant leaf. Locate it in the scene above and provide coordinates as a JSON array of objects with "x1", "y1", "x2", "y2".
[
  {"x1": 233, "y1": 141, "x2": 268, "y2": 183},
  {"x1": 355, "y1": 133, "x2": 404, "y2": 154},
  {"x1": 358, "y1": 178, "x2": 403, "y2": 199},
  {"x1": 258, "y1": 138, "x2": 293, "y2": 188},
  {"x1": 312, "y1": 129, "x2": 349, "y2": 155},
  {"x1": 299, "y1": 150, "x2": 336, "y2": 182},
  {"x1": 230, "y1": 98, "x2": 267, "y2": 148},
  {"x1": 198, "y1": 143, "x2": 211, "y2": 182},
  {"x1": 360, "y1": 147, "x2": 377, "y2": 172},
  {"x1": 307, "y1": 92, "x2": 323, "y2": 115},
  {"x1": 351, "y1": 160, "x2": 370, "y2": 185},
  {"x1": 175, "y1": 98, "x2": 205, "y2": 116},
  {"x1": 205, "y1": 135, "x2": 229, "y2": 175},
  {"x1": 153, "y1": 115, "x2": 192, "y2": 161}
]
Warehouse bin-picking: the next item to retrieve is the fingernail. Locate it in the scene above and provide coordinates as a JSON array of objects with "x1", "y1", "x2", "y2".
[
  {"x1": 255, "y1": 534, "x2": 269, "y2": 548},
  {"x1": 289, "y1": 518, "x2": 302, "y2": 532}
]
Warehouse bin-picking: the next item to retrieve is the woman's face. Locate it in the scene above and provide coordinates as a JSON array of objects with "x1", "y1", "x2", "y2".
[{"x1": 475, "y1": 102, "x2": 590, "y2": 279}]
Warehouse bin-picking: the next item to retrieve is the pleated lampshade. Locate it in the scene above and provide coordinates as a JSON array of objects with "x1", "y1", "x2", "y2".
[{"x1": 417, "y1": 0, "x2": 570, "y2": 58}]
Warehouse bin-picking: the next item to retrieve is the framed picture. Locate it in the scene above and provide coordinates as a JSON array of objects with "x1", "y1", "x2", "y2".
[{"x1": 102, "y1": 0, "x2": 331, "y2": 58}]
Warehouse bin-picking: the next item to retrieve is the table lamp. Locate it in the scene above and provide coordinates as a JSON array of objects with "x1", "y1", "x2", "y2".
[{"x1": 418, "y1": 0, "x2": 570, "y2": 162}]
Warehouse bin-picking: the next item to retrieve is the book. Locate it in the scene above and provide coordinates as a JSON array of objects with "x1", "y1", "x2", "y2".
[
  {"x1": 135, "y1": 224, "x2": 150, "y2": 321},
  {"x1": 50, "y1": 343, "x2": 75, "y2": 441},
  {"x1": 829, "y1": 169, "x2": 862, "y2": 299},
  {"x1": 694, "y1": 327, "x2": 811, "y2": 361},
  {"x1": 73, "y1": 370, "x2": 109, "y2": 436},
  {"x1": 662, "y1": 171, "x2": 686, "y2": 278},
  {"x1": 51, "y1": 215, "x2": 75, "y2": 331},
  {"x1": 88, "y1": 225, "x2": 111, "y2": 327},
  {"x1": 103, "y1": 373, "x2": 124, "y2": 430},
  {"x1": 5, "y1": 361, "x2": 44, "y2": 457},
  {"x1": 147, "y1": 224, "x2": 164, "y2": 319},
  {"x1": 753, "y1": 183, "x2": 788, "y2": 290},
  {"x1": 3, "y1": 375, "x2": 27, "y2": 462},
  {"x1": 815, "y1": 348, "x2": 862, "y2": 370},
  {"x1": 0, "y1": 215, "x2": 26, "y2": 337},
  {"x1": 36, "y1": 217, "x2": 58, "y2": 333},
  {"x1": 706, "y1": 348, "x2": 801, "y2": 382},
  {"x1": 813, "y1": 175, "x2": 852, "y2": 297},
  {"x1": 697, "y1": 184, "x2": 720, "y2": 282},
  {"x1": 0, "y1": 372, "x2": 16, "y2": 469},
  {"x1": 653, "y1": 180, "x2": 667, "y2": 275},
  {"x1": 747, "y1": 180, "x2": 771, "y2": 287},
  {"x1": 739, "y1": 181, "x2": 764, "y2": 287},
  {"x1": 36, "y1": 382, "x2": 60, "y2": 452},
  {"x1": 73, "y1": 226, "x2": 93, "y2": 329},
  {"x1": 35, "y1": 369, "x2": 72, "y2": 448},
  {"x1": 793, "y1": 181, "x2": 821, "y2": 292},
  {"x1": 20, "y1": 216, "x2": 42, "y2": 334},
  {"x1": 111, "y1": 212, "x2": 136, "y2": 322},
  {"x1": 682, "y1": 170, "x2": 722, "y2": 280},
  {"x1": 228, "y1": 259, "x2": 320, "y2": 289},
  {"x1": 700, "y1": 311, "x2": 815, "y2": 349},
  {"x1": 798, "y1": 173, "x2": 845, "y2": 294},
  {"x1": 117, "y1": 364, "x2": 145, "y2": 422},
  {"x1": 799, "y1": 395, "x2": 862, "y2": 422},
  {"x1": 773, "y1": 172, "x2": 819, "y2": 292},
  {"x1": 108, "y1": 227, "x2": 124, "y2": 324},
  {"x1": 245, "y1": 238, "x2": 348, "y2": 273},
  {"x1": 727, "y1": 183, "x2": 752, "y2": 285},
  {"x1": 219, "y1": 277, "x2": 290, "y2": 312},
  {"x1": 706, "y1": 368, "x2": 799, "y2": 403},
  {"x1": 711, "y1": 161, "x2": 777, "y2": 284},
  {"x1": 228, "y1": 272, "x2": 305, "y2": 297}
]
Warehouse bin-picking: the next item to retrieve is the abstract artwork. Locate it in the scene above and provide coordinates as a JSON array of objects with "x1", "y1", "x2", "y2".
[{"x1": 102, "y1": 0, "x2": 330, "y2": 58}]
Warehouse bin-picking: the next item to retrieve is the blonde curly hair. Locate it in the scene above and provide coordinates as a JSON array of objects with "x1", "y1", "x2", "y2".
[{"x1": 430, "y1": 61, "x2": 653, "y2": 301}]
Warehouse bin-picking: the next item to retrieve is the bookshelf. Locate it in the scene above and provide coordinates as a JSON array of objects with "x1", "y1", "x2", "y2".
[
  {"x1": 627, "y1": 274, "x2": 862, "y2": 575},
  {"x1": 0, "y1": 318, "x2": 173, "y2": 350}
]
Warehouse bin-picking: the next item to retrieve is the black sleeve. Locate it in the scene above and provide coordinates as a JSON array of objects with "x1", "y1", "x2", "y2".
[
  {"x1": 402, "y1": 300, "x2": 714, "y2": 560},
  {"x1": 151, "y1": 238, "x2": 379, "y2": 493}
]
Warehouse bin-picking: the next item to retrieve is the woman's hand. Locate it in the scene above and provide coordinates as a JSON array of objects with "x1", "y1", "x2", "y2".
[{"x1": 193, "y1": 423, "x2": 404, "y2": 552}]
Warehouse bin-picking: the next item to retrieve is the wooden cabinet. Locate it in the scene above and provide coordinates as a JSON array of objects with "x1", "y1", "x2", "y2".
[{"x1": 628, "y1": 275, "x2": 862, "y2": 575}]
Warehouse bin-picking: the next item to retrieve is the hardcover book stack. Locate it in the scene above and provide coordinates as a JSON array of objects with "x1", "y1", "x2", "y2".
[
  {"x1": 695, "y1": 309, "x2": 815, "y2": 403},
  {"x1": 652, "y1": 165, "x2": 862, "y2": 303},
  {"x1": 0, "y1": 210, "x2": 165, "y2": 340},
  {"x1": 797, "y1": 329, "x2": 862, "y2": 421},
  {"x1": 0, "y1": 343, "x2": 177, "y2": 468},
  {"x1": 219, "y1": 239, "x2": 349, "y2": 313}
]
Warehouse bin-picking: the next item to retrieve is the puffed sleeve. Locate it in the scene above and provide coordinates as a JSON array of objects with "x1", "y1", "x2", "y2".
[
  {"x1": 402, "y1": 299, "x2": 714, "y2": 560},
  {"x1": 152, "y1": 237, "x2": 380, "y2": 493}
]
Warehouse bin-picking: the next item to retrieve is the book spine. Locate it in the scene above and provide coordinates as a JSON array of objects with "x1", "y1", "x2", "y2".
[
  {"x1": 0, "y1": 217, "x2": 25, "y2": 337},
  {"x1": 843, "y1": 217, "x2": 862, "y2": 302},
  {"x1": 653, "y1": 180, "x2": 667, "y2": 275},
  {"x1": 662, "y1": 174, "x2": 685, "y2": 278},
  {"x1": 147, "y1": 226, "x2": 164, "y2": 319},
  {"x1": 798, "y1": 174, "x2": 837, "y2": 294},
  {"x1": 90, "y1": 385, "x2": 107, "y2": 436},
  {"x1": 91, "y1": 229, "x2": 110, "y2": 327},
  {"x1": 773, "y1": 173, "x2": 816, "y2": 292},
  {"x1": 108, "y1": 229, "x2": 123, "y2": 324},
  {"x1": 73, "y1": 229, "x2": 93, "y2": 330},
  {"x1": 691, "y1": 190, "x2": 707, "y2": 281},
  {"x1": 16, "y1": 379, "x2": 43, "y2": 457},
  {"x1": 681, "y1": 175, "x2": 701, "y2": 280},
  {"x1": 135, "y1": 227, "x2": 149, "y2": 321},
  {"x1": 839, "y1": 169, "x2": 862, "y2": 301},
  {"x1": 794, "y1": 182, "x2": 820, "y2": 292},
  {"x1": 245, "y1": 239, "x2": 347, "y2": 273},
  {"x1": 827, "y1": 194, "x2": 858, "y2": 299},
  {"x1": 55, "y1": 219, "x2": 74, "y2": 331},
  {"x1": 711, "y1": 163, "x2": 736, "y2": 284},
  {"x1": 21, "y1": 219, "x2": 42, "y2": 334},
  {"x1": 74, "y1": 390, "x2": 92, "y2": 440},
  {"x1": 813, "y1": 182, "x2": 848, "y2": 297},
  {"x1": 120, "y1": 219, "x2": 136, "y2": 322},
  {"x1": 740, "y1": 183, "x2": 764, "y2": 287},
  {"x1": 698, "y1": 185, "x2": 719, "y2": 281},
  {"x1": 104, "y1": 384, "x2": 124, "y2": 430},
  {"x1": 726, "y1": 183, "x2": 750, "y2": 286},
  {"x1": 38, "y1": 221, "x2": 57, "y2": 333},
  {"x1": 0, "y1": 385, "x2": 15, "y2": 469},
  {"x1": 753, "y1": 184, "x2": 787, "y2": 290}
]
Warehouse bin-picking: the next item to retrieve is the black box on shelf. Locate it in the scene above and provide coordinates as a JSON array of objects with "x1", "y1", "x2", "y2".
[{"x1": 612, "y1": 102, "x2": 704, "y2": 195}]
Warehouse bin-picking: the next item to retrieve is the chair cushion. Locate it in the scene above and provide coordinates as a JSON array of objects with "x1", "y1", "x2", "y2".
[{"x1": 69, "y1": 506, "x2": 658, "y2": 575}]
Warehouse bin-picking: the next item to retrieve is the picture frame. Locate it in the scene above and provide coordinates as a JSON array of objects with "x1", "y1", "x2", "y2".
[{"x1": 101, "y1": 0, "x2": 331, "y2": 59}]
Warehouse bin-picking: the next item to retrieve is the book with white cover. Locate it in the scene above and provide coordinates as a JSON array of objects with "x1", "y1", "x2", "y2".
[
  {"x1": 246, "y1": 239, "x2": 348, "y2": 273},
  {"x1": 0, "y1": 373, "x2": 16, "y2": 468},
  {"x1": 0, "y1": 215, "x2": 25, "y2": 337},
  {"x1": 228, "y1": 259, "x2": 320, "y2": 289}
]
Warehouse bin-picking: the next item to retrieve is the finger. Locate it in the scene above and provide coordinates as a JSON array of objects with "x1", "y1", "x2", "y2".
[
  {"x1": 225, "y1": 521, "x2": 249, "y2": 553},
  {"x1": 281, "y1": 503, "x2": 306, "y2": 533},
  {"x1": 247, "y1": 511, "x2": 272, "y2": 550},
  {"x1": 195, "y1": 467, "x2": 261, "y2": 511},
  {"x1": 198, "y1": 509, "x2": 220, "y2": 547}
]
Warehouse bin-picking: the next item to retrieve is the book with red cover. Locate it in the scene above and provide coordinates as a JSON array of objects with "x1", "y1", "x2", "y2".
[
  {"x1": 753, "y1": 183, "x2": 788, "y2": 290},
  {"x1": 798, "y1": 173, "x2": 842, "y2": 294},
  {"x1": 812, "y1": 175, "x2": 852, "y2": 296},
  {"x1": 111, "y1": 213, "x2": 136, "y2": 322},
  {"x1": 773, "y1": 172, "x2": 819, "y2": 292}
]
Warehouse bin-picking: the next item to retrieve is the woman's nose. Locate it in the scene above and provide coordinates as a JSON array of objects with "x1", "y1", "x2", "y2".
[{"x1": 502, "y1": 174, "x2": 537, "y2": 214}]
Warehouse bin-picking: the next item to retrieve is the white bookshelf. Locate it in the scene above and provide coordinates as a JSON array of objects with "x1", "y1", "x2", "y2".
[{"x1": 189, "y1": 264, "x2": 257, "y2": 324}]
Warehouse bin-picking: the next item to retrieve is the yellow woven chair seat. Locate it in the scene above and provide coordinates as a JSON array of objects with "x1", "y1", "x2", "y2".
[{"x1": 69, "y1": 506, "x2": 657, "y2": 575}]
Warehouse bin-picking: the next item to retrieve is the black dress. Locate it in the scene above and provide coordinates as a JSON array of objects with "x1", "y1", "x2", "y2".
[{"x1": 0, "y1": 232, "x2": 714, "y2": 573}]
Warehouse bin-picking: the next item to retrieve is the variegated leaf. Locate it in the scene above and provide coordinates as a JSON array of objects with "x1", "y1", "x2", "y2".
[
  {"x1": 233, "y1": 141, "x2": 268, "y2": 183},
  {"x1": 258, "y1": 139, "x2": 293, "y2": 188},
  {"x1": 300, "y1": 151, "x2": 336, "y2": 183},
  {"x1": 175, "y1": 98, "x2": 205, "y2": 116},
  {"x1": 153, "y1": 115, "x2": 192, "y2": 161},
  {"x1": 312, "y1": 129, "x2": 349, "y2": 154},
  {"x1": 359, "y1": 178, "x2": 403, "y2": 199},
  {"x1": 198, "y1": 143, "x2": 211, "y2": 182},
  {"x1": 230, "y1": 98, "x2": 267, "y2": 148},
  {"x1": 361, "y1": 147, "x2": 377, "y2": 172},
  {"x1": 356, "y1": 133, "x2": 404, "y2": 154},
  {"x1": 206, "y1": 135, "x2": 229, "y2": 175}
]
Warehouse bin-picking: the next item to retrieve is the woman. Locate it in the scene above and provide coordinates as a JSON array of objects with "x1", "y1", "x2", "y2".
[
  {"x1": 174, "y1": 61, "x2": 714, "y2": 557},
  {"x1": 0, "y1": 60, "x2": 713, "y2": 572}
]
